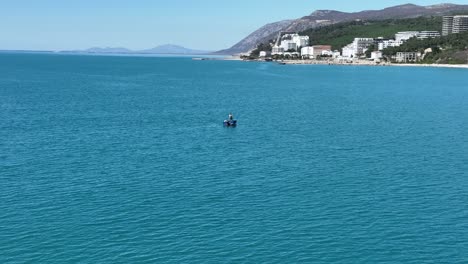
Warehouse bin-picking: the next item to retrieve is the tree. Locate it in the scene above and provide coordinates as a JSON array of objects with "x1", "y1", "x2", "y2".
[
  {"x1": 380, "y1": 31, "x2": 468, "y2": 64},
  {"x1": 365, "y1": 44, "x2": 377, "y2": 58},
  {"x1": 249, "y1": 42, "x2": 272, "y2": 58}
]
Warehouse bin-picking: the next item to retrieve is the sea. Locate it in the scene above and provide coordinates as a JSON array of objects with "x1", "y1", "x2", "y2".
[{"x1": 1, "y1": 53, "x2": 467, "y2": 263}]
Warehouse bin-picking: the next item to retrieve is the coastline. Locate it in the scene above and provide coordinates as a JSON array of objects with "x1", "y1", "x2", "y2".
[
  {"x1": 388, "y1": 63, "x2": 468, "y2": 69},
  {"x1": 241, "y1": 58, "x2": 468, "y2": 69},
  {"x1": 193, "y1": 55, "x2": 243, "y2": 61}
]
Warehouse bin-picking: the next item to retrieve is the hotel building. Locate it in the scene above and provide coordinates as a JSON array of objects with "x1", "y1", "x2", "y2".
[{"x1": 443, "y1": 15, "x2": 468, "y2": 35}]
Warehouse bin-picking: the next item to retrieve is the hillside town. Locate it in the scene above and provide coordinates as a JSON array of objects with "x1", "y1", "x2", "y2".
[{"x1": 250, "y1": 15, "x2": 468, "y2": 64}]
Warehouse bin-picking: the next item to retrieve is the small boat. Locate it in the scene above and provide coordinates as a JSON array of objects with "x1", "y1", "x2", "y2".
[{"x1": 223, "y1": 119, "x2": 237, "y2": 127}]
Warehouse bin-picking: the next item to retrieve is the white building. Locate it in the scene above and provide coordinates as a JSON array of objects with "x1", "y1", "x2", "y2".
[
  {"x1": 300, "y1": 47, "x2": 314, "y2": 58},
  {"x1": 259, "y1": 51, "x2": 271, "y2": 57},
  {"x1": 443, "y1": 16, "x2": 455, "y2": 36},
  {"x1": 301, "y1": 45, "x2": 332, "y2": 59},
  {"x1": 453, "y1": 16, "x2": 468, "y2": 33},
  {"x1": 342, "y1": 44, "x2": 355, "y2": 58},
  {"x1": 332, "y1": 50, "x2": 341, "y2": 58},
  {"x1": 417, "y1": 31, "x2": 441, "y2": 39},
  {"x1": 321, "y1": 50, "x2": 333, "y2": 56},
  {"x1": 395, "y1": 31, "x2": 419, "y2": 42},
  {"x1": 443, "y1": 15, "x2": 468, "y2": 35},
  {"x1": 354, "y1": 38, "x2": 374, "y2": 55},
  {"x1": 371, "y1": 51, "x2": 383, "y2": 60},
  {"x1": 272, "y1": 45, "x2": 284, "y2": 55},
  {"x1": 271, "y1": 33, "x2": 310, "y2": 56},
  {"x1": 342, "y1": 38, "x2": 374, "y2": 57},
  {"x1": 378, "y1": 40, "x2": 402, "y2": 50},
  {"x1": 278, "y1": 34, "x2": 309, "y2": 52},
  {"x1": 280, "y1": 40, "x2": 297, "y2": 52},
  {"x1": 292, "y1": 34, "x2": 309, "y2": 48},
  {"x1": 373, "y1": 31, "x2": 440, "y2": 51},
  {"x1": 283, "y1": 52, "x2": 300, "y2": 59},
  {"x1": 396, "y1": 52, "x2": 421, "y2": 63}
]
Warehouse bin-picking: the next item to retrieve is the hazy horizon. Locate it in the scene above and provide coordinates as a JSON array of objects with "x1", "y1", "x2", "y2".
[{"x1": 2, "y1": 0, "x2": 468, "y2": 51}]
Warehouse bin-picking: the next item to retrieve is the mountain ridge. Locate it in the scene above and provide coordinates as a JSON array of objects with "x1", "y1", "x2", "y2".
[
  {"x1": 139, "y1": 44, "x2": 210, "y2": 54},
  {"x1": 218, "y1": 3, "x2": 468, "y2": 55},
  {"x1": 63, "y1": 44, "x2": 212, "y2": 55}
]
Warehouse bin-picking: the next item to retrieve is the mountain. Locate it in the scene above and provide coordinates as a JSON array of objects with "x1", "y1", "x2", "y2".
[
  {"x1": 215, "y1": 20, "x2": 293, "y2": 55},
  {"x1": 139, "y1": 44, "x2": 210, "y2": 54},
  {"x1": 84, "y1": 47, "x2": 133, "y2": 53},
  {"x1": 62, "y1": 44, "x2": 211, "y2": 55},
  {"x1": 219, "y1": 3, "x2": 468, "y2": 54}
]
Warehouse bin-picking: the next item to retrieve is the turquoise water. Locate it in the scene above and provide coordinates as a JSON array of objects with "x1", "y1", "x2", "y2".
[{"x1": 1, "y1": 53, "x2": 468, "y2": 263}]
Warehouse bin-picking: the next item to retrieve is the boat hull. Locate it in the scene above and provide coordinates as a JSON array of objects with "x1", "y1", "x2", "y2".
[{"x1": 223, "y1": 120, "x2": 237, "y2": 127}]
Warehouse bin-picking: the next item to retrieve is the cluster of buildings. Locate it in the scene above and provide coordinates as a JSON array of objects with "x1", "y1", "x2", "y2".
[
  {"x1": 267, "y1": 33, "x2": 341, "y2": 59},
  {"x1": 341, "y1": 31, "x2": 440, "y2": 59},
  {"x1": 258, "y1": 15, "x2": 468, "y2": 63},
  {"x1": 442, "y1": 15, "x2": 468, "y2": 36},
  {"x1": 260, "y1": 30, "x2": 440, "y2": 61},
  {"x1": 271, "y1": 34, "x2": 310, "y2": 56},
  {"x1": 300, "y1": 45, "x2": 340, "y2": 59}
]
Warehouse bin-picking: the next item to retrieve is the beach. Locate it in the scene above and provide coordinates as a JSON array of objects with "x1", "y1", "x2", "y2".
[{"x1": 263, "y1": 58, "x2": 468, "y2": 69}]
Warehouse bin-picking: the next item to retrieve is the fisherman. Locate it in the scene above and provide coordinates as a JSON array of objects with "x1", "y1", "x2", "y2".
[{"x1": 228, "y1": 113, "x2": 233, "y2": 120}]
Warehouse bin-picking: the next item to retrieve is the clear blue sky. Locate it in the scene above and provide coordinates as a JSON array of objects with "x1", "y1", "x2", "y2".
[{"x1": 1, "y1": 0, "x2": 467, "y2": 51}]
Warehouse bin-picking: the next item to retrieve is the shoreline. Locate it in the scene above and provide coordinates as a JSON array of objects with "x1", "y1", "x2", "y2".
[
  {"x1": 274, "y1": 59, "x2": 468, "y2": 69},
  {"x1": 388, "y1": 63, "x2": 468, "y2": 69},
  {"x1": 231, "y1": 57, "x2": 468, "y2": 69}
]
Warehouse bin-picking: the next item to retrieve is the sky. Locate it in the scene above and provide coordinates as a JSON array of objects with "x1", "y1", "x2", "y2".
[{"x1": 1, "y1": 0, "x2": 468, "y2": 51}]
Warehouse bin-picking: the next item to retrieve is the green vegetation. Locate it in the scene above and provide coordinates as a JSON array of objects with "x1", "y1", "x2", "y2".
[
  {"x1": 365, "y1": 44, "x2": 377, "y2": 58},
  {"x1": 248, "y1": 15, "x2": 468, "y2": 64},
  {"x1": 249, "y1": 43, "x2": 271, "y2": 57},
  {"x1": 301, "y1": 17, "x2": 442, "y2": 50},
  {"x1": 383, "y1": 32, "x2": 468, "y2": 64}
]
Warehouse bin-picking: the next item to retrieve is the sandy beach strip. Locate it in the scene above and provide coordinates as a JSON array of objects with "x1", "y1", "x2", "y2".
[
  {"x1": 388, "y1": 63, "x2": 468, "y2": 69},
  {"x1": 277, "y1": 59, "x2": 468, "y2": 69}
]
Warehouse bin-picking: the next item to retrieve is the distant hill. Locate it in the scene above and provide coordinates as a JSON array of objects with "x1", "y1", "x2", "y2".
[
  {"x1": 139, "y1": 44, "x2": 210, "y2": 54},
  {"x1": 84, "y1": 47, "x2": 133, "y2": 53},
  {"x1": 219, "y1": 3, "x2": 468, "y2": 54},
  {"x1": 62, "y1": 44, "x2": 211, "y2": 55}
]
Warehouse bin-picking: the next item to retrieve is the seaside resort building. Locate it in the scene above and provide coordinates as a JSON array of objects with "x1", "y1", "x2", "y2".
[
  {"x1": 377, "y1": 39, "x2": 402, "y2": 50},
  {"x1": 396, "y1": 52, "x2": 421, "y2": 63},
  {"x1": 443, "y1": 15, "x2": 468, "y2": 35},
  {"x1": 292, "y1": 34, "x2": 310, "y2": 48},
  {"x1": 321, "y1": 50, "x2": 340, "y2": 58},
  {"x1": 272, "y1": 34, "x2": 309, "y2": 55},
  {"x1": 259, "y1": 51, "x2": 271, "y2": 57},
  {"x1": 417, "y1": 31, "x2": 441, "y2": 39},
  {"x1": 371, "y1": 51, "x2": 383, "y2": 60},
  {"x1": 395, "y1": 31, "x2": 420, "y2": 42},
  {"x1": 374, "y1": 31, "x2": 440, "y2": 51},
  {"x1": 341, "y1": 38, "x2": 374, "y2": 58},
  {"x1": 272, "y1": 46, "x2": 285, "y2": 55},
  {"x1": 342, "y1": 44, "x2": 355, "y2": 58},
  {"x1": 280, "y1": 40, "x2": 297, "y2": 52},
  {"x1": 301, "y1": 45, "x2": 332, "y2": 59},
  {"x1": 443, "y1": 16, "x2": 454, "y2": 36}
]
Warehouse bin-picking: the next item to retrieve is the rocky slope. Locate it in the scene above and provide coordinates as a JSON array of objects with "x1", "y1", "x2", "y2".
[
  {"x1": 218, "y1": 3, "x2": 468, "y2": 54},
  {"x1": 215, "y1": 20, "x2": 293, "y2": 55}
]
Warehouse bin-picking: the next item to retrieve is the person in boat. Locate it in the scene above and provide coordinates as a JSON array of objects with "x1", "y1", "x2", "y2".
[{"x1": 228, "y1": 113, "x2": 234, "y2": 121}]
